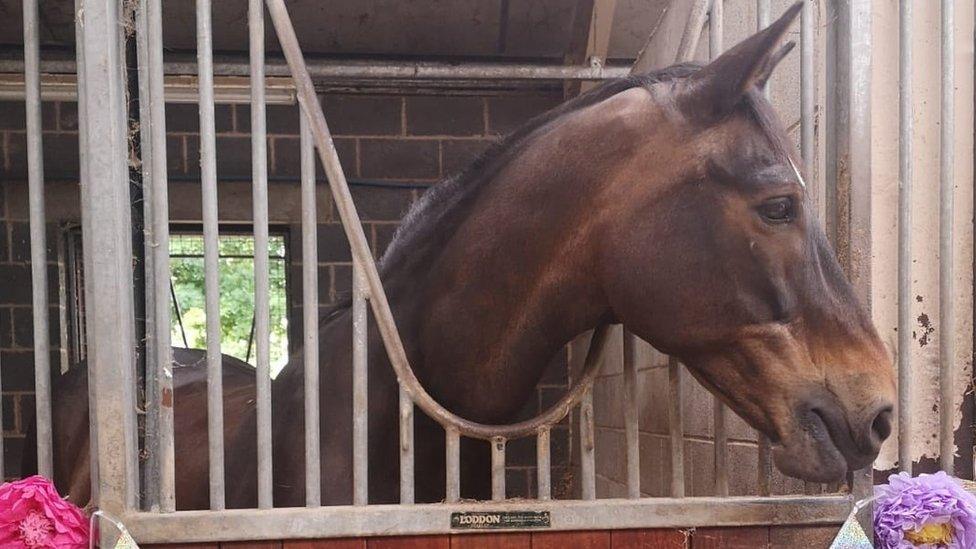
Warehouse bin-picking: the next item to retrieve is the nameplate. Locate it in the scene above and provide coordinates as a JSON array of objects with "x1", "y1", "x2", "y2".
[{"x1": 450, "y1": 510, "x2": 551, "y2": 530}]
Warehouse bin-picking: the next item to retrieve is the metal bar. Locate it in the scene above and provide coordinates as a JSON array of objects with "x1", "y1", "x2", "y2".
[
  {"x1": 579, "y1": 389, "x2": 596, "y2": 500},
  {"x1": 0, "y1": 57, "x2": 632, "y2": 81},
  {"x1": 757, "y1": 0, "x2": 771, "y2": 97},
  {"x1": 674, "y1": 0, "x2": 710, "y2": 63},
  {"x1": 713, "y1": 399, "x2": 728, "y2": 496},
  {"x1": 300, "y1": 110, "x2": 321, "y2": 507},
  {"x1": 897, "y1": 0, "x2": 913, "y2": 474},
  {"x1": 134, "y1": 0, "x2": 158, "y2": 512},
  {"x1": 264, "y1": 0, "x2": 615, "y2": 441},
  {"x1": 196, "y1": 0, "x2": 226, "y2": 511},
  {"x1": 77, "y1": 0, "x2": 138, "y2": 516},
  {"x1": 399, "y1": 386, "x2": 414, "y2": 504},
  {"x1": 536, "y1": 427, "x2": 551, "y2": 500},
  {"x1": 445, "y1": 428, "x2": 460, "y2": 503},
  {"x1": 709, "y1": 0, "x2": 723, "y2": 56},
  {"x1": 121, "y1": 495, "x2": 853, "y2": 543},
  {"x1": 708, "y1": 0, "x2": 728, "y2": 500},
  {"x1": 800, "y1": 0, "x2": 817, "y2": 217},
  {"x1": 622, "y1": 330, "x2": 640, "y2": 499},
  {"x1": 23, "y1": 0, "x2": 52, "y2": 479},
  {"x1": 249, "y1": 0, "x2": 274, "y2": 509},
  {"x1": 144, "y1": 0, "x2": 176, "y2": 512},
  {"x1": 352, "y1": 260, "x2": 368, "y2": 506},
  {"x1": 938, "y1": 0, "x2": 955, "y2": 474},
  {"x1": 491, "y1": 438, "x2": 506, "y2": 501},
  {"x1": 758, "y1": 436, "x2": 772, "y2": 496},
  {"x1": 668, "y1": 357, "x2": 684, "y2": 498}
]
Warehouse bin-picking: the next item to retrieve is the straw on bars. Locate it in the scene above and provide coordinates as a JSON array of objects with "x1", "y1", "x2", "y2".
[
  {"x1": 23, "y1": 0, "x2": 53, "y2": 480},
  {"x1": 196, "y1": 0, "x2": 226, "y2": 511},
  {"x1": 300, "y1": 112, "x2": 322, "y2": 506},
  {"x1": 248, "y1": 0, "x2": 274, "y2": 508}
]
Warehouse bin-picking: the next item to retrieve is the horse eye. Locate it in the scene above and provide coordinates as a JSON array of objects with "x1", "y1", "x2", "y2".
[{"x1": 758, "y1": 197, "x2": 794, "y2": 224}]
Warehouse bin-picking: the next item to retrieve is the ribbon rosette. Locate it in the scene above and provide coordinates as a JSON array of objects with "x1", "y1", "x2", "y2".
[{"x1": 874, "y1": 471, "x2": 976, "y2": 548}]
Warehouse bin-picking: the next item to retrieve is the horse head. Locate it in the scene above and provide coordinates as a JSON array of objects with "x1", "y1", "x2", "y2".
[{"x1": 598, "y1": 4, "x2": 895, "y2": 482}]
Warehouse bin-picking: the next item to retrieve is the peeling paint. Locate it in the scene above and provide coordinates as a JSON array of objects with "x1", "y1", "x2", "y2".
[{"x1": 916, "y1": 313, "x2": 934, "y2": 347}]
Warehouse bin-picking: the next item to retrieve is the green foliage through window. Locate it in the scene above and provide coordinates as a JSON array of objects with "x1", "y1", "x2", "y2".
[{"x1": 169, "y1": 231, "x2": 289, "y2": 377}]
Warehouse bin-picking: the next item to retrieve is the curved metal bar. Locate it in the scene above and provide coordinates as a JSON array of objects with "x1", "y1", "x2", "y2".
[{"x1": 265, "y1": 0, "x2": 614, "y2": 443}]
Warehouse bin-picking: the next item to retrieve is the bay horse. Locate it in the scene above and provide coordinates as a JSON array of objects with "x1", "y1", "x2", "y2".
[{"x1": 45, "y1": 4, "x2": 895, "y2": 509}]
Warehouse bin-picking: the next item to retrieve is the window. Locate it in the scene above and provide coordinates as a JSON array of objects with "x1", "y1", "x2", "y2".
[{"x1": 169, "y1": 228, "x2": 290, "y2": 377}]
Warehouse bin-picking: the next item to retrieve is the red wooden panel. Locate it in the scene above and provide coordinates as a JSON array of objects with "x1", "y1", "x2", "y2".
[
  {"x1": 283, "y1": 540, "x2": 366, "y2": 549},
  {"x1": 366, "y1": 535, "x2": 451, "y2": 549},
  {"x1": 221, "y1": 542, "x2": 282, "y2": 549},
  {"x1": 691, "y1": 527, "x2": 770, "y2": 549},
  {"x1": 611, "y1": 529, "x2": 688, "y2": 548},
  {"x1": 449, "y1": 532, "x2": 531, "y2": 548},
  {"x1": 768, "y1": 526, "x2": 839, "y2": 546},
  {"x1": 532, "y1": 530, "x2": 611, "y2": 549}
]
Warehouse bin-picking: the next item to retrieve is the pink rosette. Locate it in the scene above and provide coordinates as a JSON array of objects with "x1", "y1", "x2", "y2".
[{"x1": 0, "y1": 475, "x2": 88, "y2": 548}]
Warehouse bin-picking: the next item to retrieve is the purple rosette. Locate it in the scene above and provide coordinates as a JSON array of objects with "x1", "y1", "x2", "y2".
[{"x1": 874, "y1": 471, "x2": 976, "y2": 548}]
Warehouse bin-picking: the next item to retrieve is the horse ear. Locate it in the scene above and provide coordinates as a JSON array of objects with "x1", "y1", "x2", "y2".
[{"x1": 678, "y1": 2, "x2": 801, "y2": 122}]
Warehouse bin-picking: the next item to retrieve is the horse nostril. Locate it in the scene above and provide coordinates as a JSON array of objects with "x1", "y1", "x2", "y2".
[{"x1": 870, "y1": 406, "x2": 893, "y2": 445}]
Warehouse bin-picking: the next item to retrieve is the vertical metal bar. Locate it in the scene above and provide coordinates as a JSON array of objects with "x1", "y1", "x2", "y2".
[
  {"x1": 399, "y1": 386, "x2": 414, "y2": 504},
  {"x1": 134, "y1": 0, "x2": 157, "y2": 512},
  {"x1": 300, "y1": 111, "x2": 321, "y2": 507},
  {"x1": 23, "y1": 0, "x2": 52, "y2": 479},
  {"x1": 708, "y1": 1, "x2": 728, "y2": 499},
  {"x1": 674, "y1": 0, "x2": 711, "y2": 63},
  {"x1": 491, "y1": 437, "x2": 506, "y2": 501},
  {"x1": 757, "y1": 0, "x2": 771, "y2": 98},
  {"x1": 579, "y1": 389, "x2": 596, "y2": 500},
  {"x1": 196, "y1": 0, "x2": 225, "y2": 511},
  {"x1": 77, "y1": 0, "x2": 138, "y2": 516},
  {"x1": 668, "y1": 357, "x2": 684, "y2": 497},
  {"x1": 352, "y1": 260, "x2": 368, "y2": 505},
  {"x1": 897, "y1": 0, "x2": 913, "y2": 474},
  {"x1": 801, "y1": 0, "x2": 817, "y2": 217},
  {"x1": 249, "y1": 0, "x2": 273, "y2": 508},
  {"x1": 144, "y1": 0, "x2": 175, "y2": 512},
  {"x1": 536, "y1": 427, "x2": 551, "y2": 500},
  {"x1": 938, "y1": 0, "x2": 955, "y2": 473},
  {"x1": 445, "y1": 428, "x2": 460, "y2": 503},
  {"x1": 709, "y1": 0, "x2": 723, "y2": 56},
  {"x1": 758, "y1": 436, "x2": 772, "y2": 496},
  {"x1": 622, "y1": 330, "x2": 640, "y2": 499},
  {"x1": 713, "y1": 400, "x2": 728, "y2": 496}
]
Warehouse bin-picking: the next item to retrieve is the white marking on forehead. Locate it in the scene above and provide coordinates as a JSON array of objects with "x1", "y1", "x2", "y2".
[{"x1": 788, "y1": 156, "x2": 806, "y2": 188}]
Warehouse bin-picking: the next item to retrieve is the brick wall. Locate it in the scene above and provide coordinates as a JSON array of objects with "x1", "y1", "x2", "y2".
[{"x1": 0, "y1": 87, "x2": 571, "y2": 495}]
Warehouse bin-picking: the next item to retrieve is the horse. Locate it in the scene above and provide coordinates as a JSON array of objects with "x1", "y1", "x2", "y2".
[{"x1": 44, "y1": 3, "x2": 895, "y2": 510}]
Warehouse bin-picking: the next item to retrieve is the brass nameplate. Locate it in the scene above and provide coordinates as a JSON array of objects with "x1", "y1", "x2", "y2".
[{"x1": 451, "y1": 510, "x2": 551, "y2": 530}]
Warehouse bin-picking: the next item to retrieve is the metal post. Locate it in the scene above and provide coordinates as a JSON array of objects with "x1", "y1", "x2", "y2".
[
  {"x1": 708, "y1": 0, "x2": 729, "y2": 499},
  {"x1": 22, "y1": 0, "x2": 53, "y2": 479},
  {"x1": 445, "y1": 428, "x2": 460, "y2": 503},
  {"x1": 757, "y1": 0, "x2": 771, "y2": 98},
  {"x1": 622, "y1": 330, "x2": 640, "y2": 499},
  {"x1": 897, "y1": 0, "x2": 913, "y2": 475},
  {"x1": 668, "y1": 357, "x2": 684, "y2": 498},
  {"x1": 938, "y1": 0, "x2": 955, "y2": 474},
  {"x1": 77, "y1": 0, "x2": 139, "y2": 516},
  {"x1": 758, "y1": 437, "x2": 772, "y2": 496},
  {"x1": 249, "y1": 0, "x2": 274, "y2": 508},
  {"x1": 142, "y1": 0, "x2": 176, "y2": 513},
  {"x1": 352, "y1": 260, "x2": 368, "y2": 505},
  {"x1": 196, "y1": 0, "x2": 226, "y2": 511},
  {"x1": 300, "y1": 112, "x2": 321, "y2": 506},
  {"x1": 399, "y1": 386, "x2": 414, "y2": 504},
  {"x1": 675, "y1": 0, "x2": 711, "y2": 63},
  {"x1": 536, "y1": 427, "x2": 551, "y2": 500},
  {"x1": 491, "y1": 437, "x2": 506, "y2": 501},
  {"x1": 801, "y1": 0, "x2": 818, "y2": 219},
  {"x1": 579, "y1": 389, "x2": 596, "y2": 500}
]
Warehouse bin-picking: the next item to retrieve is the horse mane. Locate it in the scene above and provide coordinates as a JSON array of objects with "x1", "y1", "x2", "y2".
[{"x1": 319, "y1": 62, "x2": 703, "y2": 324}]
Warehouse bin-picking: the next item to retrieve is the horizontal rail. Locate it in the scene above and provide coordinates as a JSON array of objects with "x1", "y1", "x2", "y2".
[
  {"x1": 121, "y1": 495, "x2": 851, "y2": 543},
  {"x1": 0, "y1": 57, "x2": 632, "y2": 81}
]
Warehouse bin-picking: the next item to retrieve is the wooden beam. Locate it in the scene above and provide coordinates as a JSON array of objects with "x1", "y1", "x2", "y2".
[
  {"x1": 563, "y1": 0, "x2": 618, "y2": 96},
  {"x1": 632, "y1": 0, "x2": 710, "y2": 73}
]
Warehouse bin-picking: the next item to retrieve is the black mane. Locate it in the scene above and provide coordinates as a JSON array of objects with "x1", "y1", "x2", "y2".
[{"x1": 321, "y1": 63, "x2": 703, "y2": 323}]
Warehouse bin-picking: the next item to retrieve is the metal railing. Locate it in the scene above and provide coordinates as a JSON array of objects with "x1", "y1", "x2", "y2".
[{"x1": 2, "y1": 0, "x2": 968, "y2": 544}]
